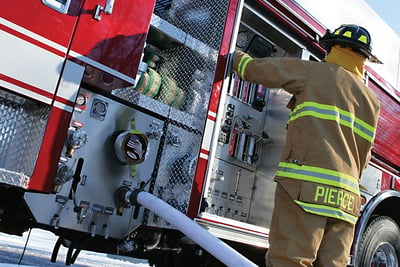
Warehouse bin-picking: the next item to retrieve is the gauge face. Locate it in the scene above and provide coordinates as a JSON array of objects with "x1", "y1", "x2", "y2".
[
  {"x1": 76, "y1": 93, "x2": 87, "y2": 106},
  {"x1": 237, "y1": 31, "x2": 249, "y2": 48}
]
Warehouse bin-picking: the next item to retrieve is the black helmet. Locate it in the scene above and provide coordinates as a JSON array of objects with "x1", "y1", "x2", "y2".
[{"x1": 320, "y1": 24, "x2": 382, "y2": 63}]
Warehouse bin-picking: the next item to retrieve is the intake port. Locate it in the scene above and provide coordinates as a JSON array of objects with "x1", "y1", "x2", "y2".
[{"x1": 114, "y1": 131, "x2": 149, "y2": 165}]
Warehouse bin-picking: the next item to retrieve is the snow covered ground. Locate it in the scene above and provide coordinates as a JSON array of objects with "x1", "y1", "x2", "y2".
[{"x1": 0, "y1": 229, "x2": 149, "y2": 267}]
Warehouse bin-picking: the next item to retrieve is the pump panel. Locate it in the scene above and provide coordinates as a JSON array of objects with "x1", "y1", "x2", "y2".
[{"x1": 25, "y1": 88, "x2": 165, "y2": 239}]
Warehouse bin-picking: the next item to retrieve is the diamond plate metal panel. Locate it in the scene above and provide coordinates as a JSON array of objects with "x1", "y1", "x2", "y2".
[
  {"x1": 165, "y1": 0, "x2": 230, "y2": 49},
  {"x1": 154, "y1": 0, "x2": 172, "y2": 13},
  {"x1": 155, "y1": 45, "x2": 216, "y2": 119},
  {"x1": 113, "y1": 0, "x2": 231, "y2": 228},
  {"x1": 0, "y1": 90, "x2": 50, "y2": 183},
  {"x1": 0, "y1": 168, "x2": 30, "y2": 189},
  {"x1": 116, "y1": 0, "x2": 229, "y2": 120},
  {"x1": 145, "y1": 121, "x2": 202, "y2": 228}
]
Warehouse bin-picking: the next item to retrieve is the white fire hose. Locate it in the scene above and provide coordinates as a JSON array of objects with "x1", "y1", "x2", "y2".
[{"x1": 131, "y1": 190, "x2": 258, "y2": 267}]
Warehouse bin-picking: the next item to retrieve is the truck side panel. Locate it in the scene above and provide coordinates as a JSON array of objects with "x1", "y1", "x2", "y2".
[{"x1": 367, "y1": 75, "x2": 400, "y2": 169}]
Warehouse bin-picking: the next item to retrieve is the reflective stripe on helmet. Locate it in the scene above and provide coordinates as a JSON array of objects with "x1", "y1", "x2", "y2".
[
  {"x1": 276, "y1": 162, "x2": 360, "y2": 195},
  {"x1": 294, "y1": 200, "x2": 358, "y2": 224},
  {"x1": 288, "y1": 101, "x2": 376, "y2": 143},
  {"x1": 358, "y1": 35, "x2": 368, "y2": 44},
  {"x1": 335, "y1": 28, "x2": 369, "y2": 45},
  {"x1": 342, "y1": 30, "x2": 352, "y2": 38}
]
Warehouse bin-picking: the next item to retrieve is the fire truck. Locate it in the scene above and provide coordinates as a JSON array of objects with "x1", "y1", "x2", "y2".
[{"x1": 1, "y1": 0, "x2": 399, "y2": 266}]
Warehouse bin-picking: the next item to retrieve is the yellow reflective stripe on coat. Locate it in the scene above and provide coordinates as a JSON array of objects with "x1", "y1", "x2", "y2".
[
  {"x1": 294, "y1": 200, "x2": 358, "y2": 224},
  {"x1": 289, "y1": 101, "x2": 376, "y2": 143},
  {"x1": 237, "y1": 56, "x2": 253, "y2": 79},
  {"x1": 277, "y1": 162, "x2": 360, "y2": 195}
]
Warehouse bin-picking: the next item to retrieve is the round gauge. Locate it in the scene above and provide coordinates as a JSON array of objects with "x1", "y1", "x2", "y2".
[
  {"x1": 237, "y1": 31, "x2": 249, "y2": 48},
  {"x1": 76, "y1": 93, "x2": 87, "y2": 106}
]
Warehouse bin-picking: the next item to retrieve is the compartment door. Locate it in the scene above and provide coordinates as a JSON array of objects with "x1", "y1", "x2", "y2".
[
  {"x1": 1, "y1": 0, "x2": 82, "y2": 104},
  {"x1": 69, "y1": 0, "x2": 156, "y2": 85}
]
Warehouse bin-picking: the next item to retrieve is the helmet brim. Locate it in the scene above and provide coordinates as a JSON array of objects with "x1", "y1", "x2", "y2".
[{"x1": 320, "y1": 39, "x2": 383, "y2": 64}]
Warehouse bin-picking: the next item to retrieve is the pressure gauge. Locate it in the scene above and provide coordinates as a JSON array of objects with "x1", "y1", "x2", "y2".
[
  {"x1": 75, "y1": 93, "x2": 88, "y2": 108},
  {"x1": 74, "y1": 93, "x2": 88, "y2": 112},
  {"x1": 76, "y1": 93, "x2": 87, "y2": 106}
]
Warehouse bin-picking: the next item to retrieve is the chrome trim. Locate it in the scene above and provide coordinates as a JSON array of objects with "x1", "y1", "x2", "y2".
[
  {"x1": 42, "y1": 0, "x2": 71, "y2": 14},
  {"x1": 195, "y1": 214, "x2": 269, "y2": 248}
]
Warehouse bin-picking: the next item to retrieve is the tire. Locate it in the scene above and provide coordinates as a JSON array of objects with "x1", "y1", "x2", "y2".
[{"x1": 357, "y1": 216, "x2": 400, "y2": 267}]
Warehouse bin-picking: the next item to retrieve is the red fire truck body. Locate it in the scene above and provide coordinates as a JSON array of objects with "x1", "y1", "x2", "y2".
[{"x1": 1, "y1": 0, "x2": 399, "y2": 266}]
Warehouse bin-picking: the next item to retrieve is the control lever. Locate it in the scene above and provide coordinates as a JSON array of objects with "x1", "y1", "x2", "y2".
[
  {"x1": 89, "y1": 222, "x2": 97, "y2": 237},
  {"x1": 75, "y1": 202, "x2": 89, "y2": 224},
  {"x1": 103, "y1": 224, "x2": 110, "y2": 239}
]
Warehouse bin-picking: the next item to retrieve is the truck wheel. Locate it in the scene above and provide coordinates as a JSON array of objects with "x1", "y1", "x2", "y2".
[{"x1": 357, "y1": 216, "x2": 400, "y2": 267}]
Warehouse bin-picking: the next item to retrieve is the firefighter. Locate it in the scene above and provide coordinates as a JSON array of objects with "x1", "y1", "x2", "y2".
[{"x1": 232, "y1": 24, "x2": 380, "y2": 267}]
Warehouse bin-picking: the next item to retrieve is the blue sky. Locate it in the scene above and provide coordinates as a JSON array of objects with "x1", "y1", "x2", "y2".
[
  {"x1": 296, "y1": 0, "x2": 400, "y2": 87},
  {"x1": 365, "y1": 0, "x2": 400, "y2": 36}
]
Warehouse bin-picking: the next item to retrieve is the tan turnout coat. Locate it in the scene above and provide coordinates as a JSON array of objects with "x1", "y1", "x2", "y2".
[{"x1": 233, "y1": 51, "x2": 380, "y2": 224}]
